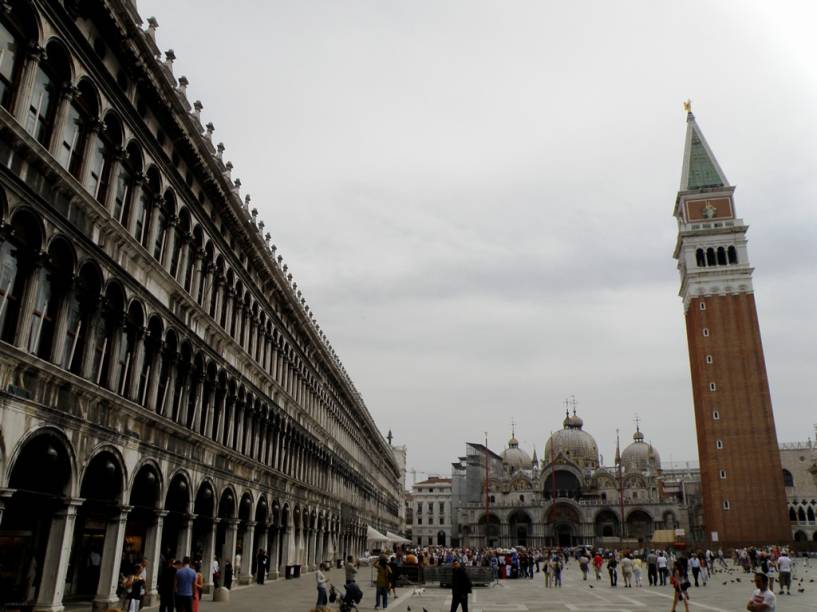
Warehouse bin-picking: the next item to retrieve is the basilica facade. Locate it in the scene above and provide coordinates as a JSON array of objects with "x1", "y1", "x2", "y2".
[
  {"x1": 453, "y1": 411, "x2": 692, "y2": 549},
  {"x1": 0, "y1": 2, "x2": 401, "y2": 611}
]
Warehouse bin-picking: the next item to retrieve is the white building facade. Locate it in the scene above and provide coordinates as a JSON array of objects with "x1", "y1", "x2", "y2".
[{"x1": 411, "y1": 477, "x2": 453, "y2": 547}]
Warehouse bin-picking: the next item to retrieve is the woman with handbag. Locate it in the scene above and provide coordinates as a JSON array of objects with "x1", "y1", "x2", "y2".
[
  {"x1": 670, "y1": 566, "x2": 690, "y2": 612},
  {"x1": 124, "y1": 564, "x2": 146, "y2": 612}
]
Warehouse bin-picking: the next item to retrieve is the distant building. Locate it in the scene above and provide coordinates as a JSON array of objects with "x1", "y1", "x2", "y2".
[
  {"x1": 672, "y1": 108, "x2": 790, "y2": 546},
  {"x1": 411, "y1": 477, "x2": 453, "y2": 546},
  {"x1": 780, "y1": 437, "x2": 817, "y2": 543},
  {"x1": 452, "y1": 412, "x2": 690, "y2": 549}
]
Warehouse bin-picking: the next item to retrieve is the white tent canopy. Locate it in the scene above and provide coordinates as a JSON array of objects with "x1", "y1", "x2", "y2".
[
  {"x1": 386, "y1": 531, "x2": 411, "y2": 544},
  {"x1": 366, "y1": 525, "x2": 389, "y2": 543}
]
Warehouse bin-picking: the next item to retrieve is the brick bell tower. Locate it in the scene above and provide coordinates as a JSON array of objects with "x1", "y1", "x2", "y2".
[{"x1": 672, "y1": 104, "x2": 790, "y2": 546}]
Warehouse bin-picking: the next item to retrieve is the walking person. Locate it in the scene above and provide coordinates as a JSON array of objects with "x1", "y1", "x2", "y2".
[
  {"x1": 647, "y1": 550, "x2": 658, "y2": 586},
  {"x1": 388, "y1": 556, "x2": 400, "y2": 599},
  {"x1": 124, "y1": 563, "x2": 146, "y2": 612},
  {"x1": 223, "y1": 560, "x2": 233, "y2": 590},
  {"x1": 776, "y1": 550, "x2": 791, "y2": 595},
  {"x1": 191, "y1": 561, "x2": 203, "y2": 612},
  {"x1": 450, "y1": 559, "x2": 472, "y2": 612},
  {"x1": 373, "y1": 555, "x2": 392, "y2": 610},
  {"x1": 670, "y1": 566, "x2": 690, "y2": 612},
  {"x1": 344, "y1": 555, "x2": 358, "y2": 585},
  {"x1": 255, "y1": 548, "x2": 267, "y2": 585},
  {"x1": 158, "y1": 557, "x2": 176, "y2": 612},
  {"x1": 657, "y1": 552, "x2": 669, "y2": 586},
  {"x1": 766, "y1": 555, "x2": 776, "y2": 593},
  {"x1": 633, "y1": 556, "x2": 643, "y2": 587},
  {"x1": 552, "y1": 556, "x2": 562, "y2": 588},
  {"x1": 173, "y1": 557, "x2": 197, "y2": 612},
  {"x1": 690, "y1": 554, "x2": 701, "y2": 587},
  {"x1": 579, "y1": 552, "x2": 590, "y2": 581},
  {"x1": 593, "y1": 552, "x2": 603, "y2": 581},
  {"x1": 747, "y1": 571, "x2": 776, "y2": 611},
  {"x1": 621, "y1": 554, "x2": 633, "y2": 588},
  {"x1": 607, "y1": 554, "x2": 618, "y2": 587},
  {"x1": 315, "y1": 562, "x2": 330, "y2": 612}
]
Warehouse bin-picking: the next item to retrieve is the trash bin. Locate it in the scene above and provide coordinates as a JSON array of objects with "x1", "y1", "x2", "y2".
[
  {"x1": 336, "y1": 559, "x2": 343, "y2": 569},
  {"x1": 294, "y1": 564, "x2": 301, "y2": 578},
  {"x1": 285, "y1": 565, "x2": 294, "y2": 579}
]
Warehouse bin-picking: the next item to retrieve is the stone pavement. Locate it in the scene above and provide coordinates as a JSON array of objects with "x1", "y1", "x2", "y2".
[{"x1": 182, "y1": 562, "x2": 817, "y2": 612}]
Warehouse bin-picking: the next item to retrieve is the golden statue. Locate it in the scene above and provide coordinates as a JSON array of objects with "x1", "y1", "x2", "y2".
[{"x1": 683, "y1": 99, "x2": 692, "y2": 113}]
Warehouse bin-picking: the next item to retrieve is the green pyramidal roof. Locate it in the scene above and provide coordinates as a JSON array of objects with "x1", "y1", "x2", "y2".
[{"x1": 680, "y1": 113, "x2": 729, "y2": 191}]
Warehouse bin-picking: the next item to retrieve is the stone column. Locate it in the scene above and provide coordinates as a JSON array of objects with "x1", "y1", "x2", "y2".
[
  {"x1": 145, "y1": 344, "x2": 164, "y2": 411},
  {"x1": 162, "y1": 220, "x2": 178, "y2": 273},
  {"x1": 142, "y1": 510, "x2": 167, "y2": 606},
  {"x1": 222, "y1": 519, "x2": 239, "y2": 580},
  {"x1": 15, "y1": 256, "x2": 43, "y2": 351},
  {"x1": 34, "y1": 498, "x2": 82, "y2": 612},
  {"x1": 146, "y1": 200, "x2": 164, "y2": 259},
  {"x1": 238, "y1": 521, "x2": 255, "y2": 584},
  {"x1": 203, "y1": 387, "x2": 216, "y2": 439},
  {"x1": 13, "y1": 44, "x2": 43, "y2": 124},
  {"x1": 127, "y1": 329, "x2": 146, "y2": 401},
  {"x1": 93, "y1": 506, "x2": 132, "y2": 612},
  {"x1": 200, "y1": 518, "x2": 217, "y2": 593},
  {"x1": 190, "y1": 252, "x2": 203, "y2": 302},
  {"x1": 175, "y1": 513, "x2": 195, "y2": 560},
  {"x1": 268, "y1": 527, "x2": 280, "y2": 580}
]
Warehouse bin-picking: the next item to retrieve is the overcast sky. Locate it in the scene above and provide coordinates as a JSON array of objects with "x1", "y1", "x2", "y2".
[{"x1": 140, "y1": 0, "x2": 817, "y2": 482}]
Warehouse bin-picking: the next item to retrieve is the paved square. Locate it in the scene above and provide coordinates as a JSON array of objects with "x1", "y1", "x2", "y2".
[{"x1": 191, "y1": 562, "x2": 817, "y2": 612}]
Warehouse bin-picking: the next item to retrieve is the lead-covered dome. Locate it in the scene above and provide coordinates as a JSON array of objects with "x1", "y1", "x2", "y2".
[
  {"x1": 502, "y1": 434, "x2": 532, "y2": 471},
  {"x1": 544, "y1": 410, "x2": 599, "y2": 469},
  {"x1": 621, "y1": 427, "x2": 661, "y2": 473}
]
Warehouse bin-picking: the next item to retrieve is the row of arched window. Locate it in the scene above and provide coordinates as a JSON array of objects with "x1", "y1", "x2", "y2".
[
  {"x1": 695, "y1": 246, "x2": 738, "y2": 267},
  {"x1": 0, "y1": 3, "x2": 386, "y2": 476},
  {"x1": 789, "y1": 505, "x2": 816, "y2": 523},
  {"x1": 0, "y1": 201, "x2": 393, "y2": 517}
]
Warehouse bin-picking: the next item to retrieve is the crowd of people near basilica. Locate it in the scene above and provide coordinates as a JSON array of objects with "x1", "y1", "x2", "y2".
[{"x1": 306, "y1": 544, "x2": 804, "y2": 611}]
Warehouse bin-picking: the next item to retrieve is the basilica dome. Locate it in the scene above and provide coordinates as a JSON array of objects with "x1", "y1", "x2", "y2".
[
  {"x1": 621, "y1": 427, "x2": 661, "y2": 473},
  {"x1": 544, "y1": 410, "x2": 599, "y2": 469},
  {"x1": 502, "y1": 434, "x2": 532, "y2": 471}
]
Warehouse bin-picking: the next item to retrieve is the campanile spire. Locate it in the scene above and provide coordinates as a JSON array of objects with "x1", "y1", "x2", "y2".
[{"x1": 672, "y1": 106, "x2": 790, "y2": 546}]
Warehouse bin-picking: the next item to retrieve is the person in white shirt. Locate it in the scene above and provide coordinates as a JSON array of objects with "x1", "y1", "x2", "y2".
[
  {"x1": 776, "y1": 552, "x2": 791, "y2": 595},
  {"x1": 746, "y1": 572, "x2": 776, "y2": 611}
]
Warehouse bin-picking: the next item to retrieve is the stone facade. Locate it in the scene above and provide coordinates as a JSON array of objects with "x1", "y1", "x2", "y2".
[
  {"x1": 673, "y1": 111, "x2": 790, "y2": 546},
  {"x1": 410, "y1": 477, "x2": 453, "y2": 547},
  {"x1": 781, "y1": 439, "x2": 817, "y2": 543},
  {"x1": 452, "y1": 413, "x2": 690, "y2": 549},
  {"x1": 0, "y1": 2, "x2": 400, "y2": 611}
]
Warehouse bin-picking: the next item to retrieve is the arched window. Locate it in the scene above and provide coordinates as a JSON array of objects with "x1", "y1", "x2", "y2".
[
  {"x1": 25, "y1": 40, "x2": 70, "y2": 145},
  {"x1": 706, "y1": 248, "x2": 716, "y2": 266},
  {"x1": 184, "y1": 225, "x2": 203, "y2": 294},
  {"x1": 65, "y1": 261, "x2": 103, "y2": 374},
  {"x1": 230, "y1": 280, "x2": 242, "y2": 338},
  {"x1": 789, "y1": 507, "x2": 797, "y2": 522},
  {"x1": 109, "y1": 141, "x2": 139, "y2": 227},
  {"x1": 119, "y1": 301, "x2": 144, "y2": 398},
  {"x1": 57, "y1": 78, "x2": 98, "y2": 176},
  {"x1": 30, "y1": 236, "x2": 75, "y2": 359},
  {"x1": 798, "y1": 507, "x2": 806, "y2": 522},
  {"x1": 808, "y1": 507, "x2": 815, "y2": 522},
  {"x1": 96, "y1": 282, "x2": 126, "y2": 391},
  {"x1": 783, "y1": 469, "x2": 794, "y2": 487},
  {"x1": 85, "y1": 112, "x2": 122, "y2": 202},
  {"x1": 716, "y1": 247, "x2": 727, "y2": 266},
  {"x1": 156, "y1": 330, "x2": 177, "y2": 415},
  {"x1": 171, "y1": 208, "x2": 190, "y2": 279},
  {"x1": 136, "y1": 165, "x2": 159, "y2": 246},
  {"x1": 0, "y1": 208, "x2": 43, "y2": 344},
  {"x1": 727, "y1": 245, "x2": 737, "y2": 264},
  {"x1": 695, "y1": 248, "x2": 705, "y2": 267},
  {"x1": 154, "y1": 190, "x2": 174, "y2": 262},
  {"x1": 0, "y1": 18, "x2": 22, "y2": 109}
]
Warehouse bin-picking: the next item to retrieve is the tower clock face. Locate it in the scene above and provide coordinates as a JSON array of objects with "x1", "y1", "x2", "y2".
[{"x1": 685, "y1": 197, "x2": 733, "y2": 222}]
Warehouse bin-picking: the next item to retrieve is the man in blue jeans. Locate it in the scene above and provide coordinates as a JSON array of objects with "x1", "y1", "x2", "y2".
[
  {"x1": 174, "y1": 556, "x2": 197, "y2": 612},
  {"x1": 373, "y1": 556, "x2": 392, "y2": 609}
]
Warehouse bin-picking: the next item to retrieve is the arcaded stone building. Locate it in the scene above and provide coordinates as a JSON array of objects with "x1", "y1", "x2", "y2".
[{"x1": 0, "y1": 2, "x2": 401, "y2": 610}]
